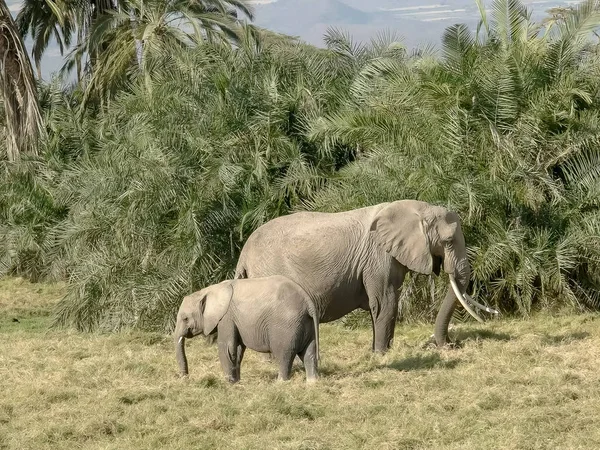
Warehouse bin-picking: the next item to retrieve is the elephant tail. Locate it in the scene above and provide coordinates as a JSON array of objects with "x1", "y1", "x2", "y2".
[
  {"x1": 314, "y1": 311, "x2": 320, "y2": 364},
  {"x1": 306, "y1": 299, "x2": 320, "y2": 363}
]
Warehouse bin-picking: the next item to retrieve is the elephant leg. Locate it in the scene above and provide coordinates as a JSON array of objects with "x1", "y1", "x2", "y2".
[
  {"x1": 217, "y1": 326, "x2": 242, "y2": 383},
  {"x1": 235, "y1": 344, "x2": 246, "y2": 381},
  {"x1": 364, "y1": 268, "x2": 405, "y2": 354},
  {"x1": 370, "y1": 300, "x2": 398, "y2": 353},
  {"x1": 299, "y1": 339, "x2": 318, "y2": 383},
  {"x1": 206, "y1": 333, "x2": 218, "y2": 346},
  {"x1": 218, "y1": 340, "x2": 241, "y2": 383},
  {"x1": 276, "y1": 352, "x2": 295, "y2": 381}
]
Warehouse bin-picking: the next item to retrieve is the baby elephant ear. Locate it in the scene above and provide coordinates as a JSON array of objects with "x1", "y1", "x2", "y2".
[
  {"x1": 202, "y1": 282, "x2": 233, "y2": 336},
  {"x1": 370, "y1": 200, "x2": 433, "y2": 275}
]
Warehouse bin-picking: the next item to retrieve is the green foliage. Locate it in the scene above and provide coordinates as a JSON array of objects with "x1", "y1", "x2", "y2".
[
  {"x1": 308, "y1": 0, "x2": 600, "y2": 318},
  {"x1": 15, "y1": 0, "x2": 75, "y2": 78},
  {"x1": 2, "y1": 0, "x2": 600, "y2": 330},
  {"x1": 49, "y1": 31, "x2": 355, "y2": 331},
  {"x1": 0, "y1": 158, "x2": 63, "y2": 281},
  {"x1": 69, "y1": 0, "x2": 255, "y2": 104}
]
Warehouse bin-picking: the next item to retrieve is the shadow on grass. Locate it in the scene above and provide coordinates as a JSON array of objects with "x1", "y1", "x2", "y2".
[
  {"x1": 455, "y1": 329, "x2": 512, "y2": 342},
  {"x1": 316, "y1": 353, "x2": 461, "y2": 378},
  {"x1": 541, "y1": 331, "x2": 589, "y2": 346},
  {"x1": 419, "y1": 329, "x2": 512, "y2": 350},
  {"x1": 384, "y1": 353, "x2": 461, "y2": 372}
]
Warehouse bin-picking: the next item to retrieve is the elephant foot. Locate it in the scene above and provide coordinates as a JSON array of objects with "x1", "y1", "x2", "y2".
[
  {"x1": 421, "y1": 335, "x2": 463, "y2": 350},
  {"x1": 420, "y1": 336, "x2": 438, "y2": 350},
  {"x1": 372, "y1": 343, "x2": 391, "y2": 355},
  {"x1": 445, "y1": 340, "x2": 463, "y2": 349}
]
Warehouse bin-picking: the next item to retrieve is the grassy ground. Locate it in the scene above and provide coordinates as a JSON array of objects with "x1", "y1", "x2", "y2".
[{"x1": 2, "y1": 277, "x2": 600, "y2": 449}]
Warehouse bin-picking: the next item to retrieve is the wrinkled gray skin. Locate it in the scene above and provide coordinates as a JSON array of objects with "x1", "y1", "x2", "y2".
[
  {"x1": 174, "y1": 276, "x2": 319, "y2": 383},
  {"x1": 235, "y1": 200, "x2": 473, "y2": 351}
]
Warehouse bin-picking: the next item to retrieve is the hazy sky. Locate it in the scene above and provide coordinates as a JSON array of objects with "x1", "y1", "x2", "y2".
[{"x1": 8, "y1": 0, "x2": 583, "y2": 80}]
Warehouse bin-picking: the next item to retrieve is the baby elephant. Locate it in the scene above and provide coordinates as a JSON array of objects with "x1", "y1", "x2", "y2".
[{"x1": 174, "y1": 275, "x2": 319, "y2": 383}]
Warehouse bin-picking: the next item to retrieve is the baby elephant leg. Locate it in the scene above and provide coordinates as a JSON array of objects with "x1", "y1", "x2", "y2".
[
  {"x1": 276, "y1": 351, "x2": 295, "y2": 381},
  {"x1": 235, "y1": 345, "x2": 245, "y2": 380},
  {"x1": 299, "y1": 339, "x2": 318, "y2": 383},
  {"x1": 218, "y1": 336, "x2": 243, "y2": 383}
]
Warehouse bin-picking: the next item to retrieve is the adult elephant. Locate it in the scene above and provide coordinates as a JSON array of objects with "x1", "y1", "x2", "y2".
[{"x1": 235, "y1": 200, "x2": 497, "y2": 351}]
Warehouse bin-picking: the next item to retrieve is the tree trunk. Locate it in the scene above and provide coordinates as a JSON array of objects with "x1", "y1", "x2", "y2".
[
  {"x1": 129, "y1": 9, "x2": 143, "y2": 68},
  {"x1": 76, "y1": 56, "x2": 82, "y2": 83},
  {"x1": 0, "y1": 0, "x2": 43, "y2": 161}
]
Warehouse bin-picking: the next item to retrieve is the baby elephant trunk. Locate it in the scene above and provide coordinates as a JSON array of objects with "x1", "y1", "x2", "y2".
[{"x1": 175, "y1": 336, "x2": 189, "y2": 376}]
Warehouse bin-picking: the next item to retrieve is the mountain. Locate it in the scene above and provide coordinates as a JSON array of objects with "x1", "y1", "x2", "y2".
[
  {"x1": 252, "y1": 0, "x2": 583, "y2": 49},
  {"x1": 253, "y1": 0, "x2": 456, "y2": 48},
  {"x1": 9, "y1": 0, "x2": 584, "y2": 79},
  {"x1": 256, "y1": 0, "x2": 372, "y2": 25}
]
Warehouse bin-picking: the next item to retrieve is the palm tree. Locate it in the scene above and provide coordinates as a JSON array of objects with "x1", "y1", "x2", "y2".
[
  {"x1": 69, "y1": 0, "x2": 253, "y2": 102},
  {"x1": 50, "y1": 31, "x2": 353, "y2": 331},
  {"x1": 307, "y1": 0, "x2": 600, "y2": 318},
  {"x1": 14, "y1": 0, "x2": 252, "y2": 88},
  {"x1": 6, "y1": 0, "x2": 600, "y2": 332},
  {"x1": 16, "y1": 0, "x2": 77, "y2": 79},
  {"x1": 0, "y1": 0, "x2": 43, "y2": 161}
]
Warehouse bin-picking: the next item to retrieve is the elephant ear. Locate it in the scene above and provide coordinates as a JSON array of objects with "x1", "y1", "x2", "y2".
[
  {"x1": 201, "y1": 282, "x2": 233, "y2": 336},
  {"x1": 370, "y1": 202, "x2": 433, "y2": 275}
]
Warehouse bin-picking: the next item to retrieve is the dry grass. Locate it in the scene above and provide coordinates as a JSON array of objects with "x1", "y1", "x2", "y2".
[
  {"x1": 0, "y1": 277, "x2": 65, "y2": 317},
  {"x1": 2, "y1": 277, "x2": 600, "y2": 449}
]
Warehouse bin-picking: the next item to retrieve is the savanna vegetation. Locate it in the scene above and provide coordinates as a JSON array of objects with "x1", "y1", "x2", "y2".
[
  {"x1": 3, "y1": 277, "x2": 600, "y2": 449},
  {"x1": 1, "y1": 0, "x2": 600, "y2": 333},
  {"x1": 3, "y1": 2, "x2": 600, "y2": 448}
]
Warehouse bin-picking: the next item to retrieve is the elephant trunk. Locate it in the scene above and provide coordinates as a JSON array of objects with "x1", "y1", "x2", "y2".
[
  {"x1": 175, "y1": 335, "x2": 189, "y2": 376},
  {"x1": 434, "y1": 285, "x2": 459, "y2": 346},
  {"x1": 434, "y1": 260, "x2": 471, "y2": 346}
]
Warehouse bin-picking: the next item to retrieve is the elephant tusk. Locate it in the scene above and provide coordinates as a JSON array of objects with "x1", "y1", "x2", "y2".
[
  {"x1": 464, "y1": 293, "x2": 500, "y2": 315},
  {"x1": 449, "y1": 276, "x2": 485, "y2": 323},
  {"x1": 178, "y1": 336, "x2": 184, "y2": 344}
]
